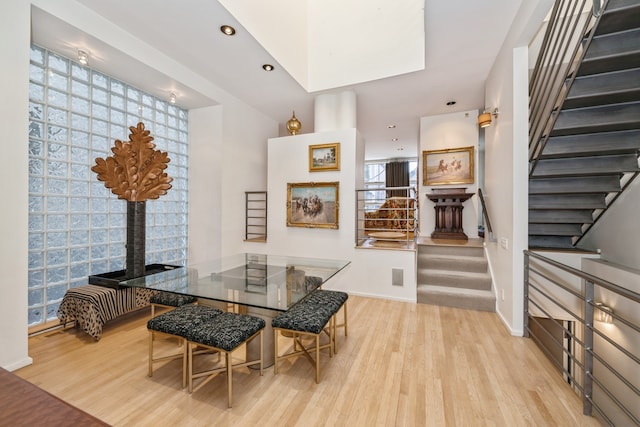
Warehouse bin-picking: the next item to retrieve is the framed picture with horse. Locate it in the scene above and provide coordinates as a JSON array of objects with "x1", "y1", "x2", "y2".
[
  {"x1": 286, "y1": 181, "x2": 339, "y2": 229},
  {"x1": 422, "y1": 146, "x2": 474, "y2": 186}
]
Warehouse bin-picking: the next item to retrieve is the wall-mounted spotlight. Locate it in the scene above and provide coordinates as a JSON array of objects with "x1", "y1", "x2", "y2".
[
  {"x1": 169, "y1": 92, "x2": 177, "y2": 104},
  {"x1": 77, "y1": 49, "x2": 89, "y2": 66},
  {"x1": 478, "y1": 108, "x2": 499, "y2": 128},
  {"x1": 595, "y1": 302, "x2": 614, "y2": 324}
]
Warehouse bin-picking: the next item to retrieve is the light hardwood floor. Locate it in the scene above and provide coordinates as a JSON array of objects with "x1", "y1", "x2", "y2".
[{"x1": 16, "y1": 296, "x2": 601, "y2": 426}]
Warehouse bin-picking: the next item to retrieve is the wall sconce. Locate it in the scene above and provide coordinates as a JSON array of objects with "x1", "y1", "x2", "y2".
[
  {"x1": 478, "y1": 108, "x2": 499, "y2": 128},
  {"x1": 169, "y1": 92, "x2": 177, "y2": 104},
  {"x1": 595, "y1": 302, "x2": 614, "y2": 324},
  {"x1": 77, "y1": 49, "x2": 89, "y2": 66}
]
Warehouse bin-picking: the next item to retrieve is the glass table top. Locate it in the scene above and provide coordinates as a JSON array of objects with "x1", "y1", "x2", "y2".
[{"x1": 120, "y1": 253, "x2": 350, "y2": 312}]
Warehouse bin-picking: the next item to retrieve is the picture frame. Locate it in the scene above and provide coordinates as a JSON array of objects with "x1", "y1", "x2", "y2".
[
  {"x1": 309, "y1": 142, "x2": 340, "y2": 172},
  {"x1": 422, "y1": 146, "x2": 475, "y2": 186},
  {"x1": 287, "y1": 181, "x2": 339, "y2": 229}
]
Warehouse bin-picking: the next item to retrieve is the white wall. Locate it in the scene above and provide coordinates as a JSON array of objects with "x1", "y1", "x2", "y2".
[
  {"x1": 484, "y1": 0, "x2": 553, "y2": 335},
  {"x1": 188, "y1": 106, "x2": 224, "y2": 264},
  {"x1": 418, "y1": 110, "x2": 480, "y2": 239},
  {"x1": 219, "y1": 100, "x2": 277, "y2": 257},
  {"x1": 0, "y1": 0, "x2": 32, "y2": 371},
  {"x1": 239, "y1": 129, "x2": 417, "y2": 302},
  {"x1": 578, "y1": 176, "x2": 640, "y2": 270}
]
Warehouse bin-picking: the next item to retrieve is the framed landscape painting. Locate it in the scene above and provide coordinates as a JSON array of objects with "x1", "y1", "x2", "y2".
[
  {"x1": 309, "y1": 142, "x2": 340, "y2": 172},
  {"x1": 287, "y1": 181, "x2": 339, "y2": 229},
  {"x1": 422, "y1": 146, "x2": 474, "y2": 186}
]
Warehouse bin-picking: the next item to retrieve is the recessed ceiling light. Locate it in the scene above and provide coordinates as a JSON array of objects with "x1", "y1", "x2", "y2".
[
  {"x1": 392, "y1": 138, "x2": 399, "y2": 142},
  {"x1": 262, "y1": 64, "x2": 274, "y2": 71},
  {"x1": 387, "y1": 124, "x2": 396, "y2": 128},
  {"x1": 446, "y1": 100, "x2": 456, "y2": 106},
  {"x1": 220, "y1": 25, "x2": 236, "y2": 36}
]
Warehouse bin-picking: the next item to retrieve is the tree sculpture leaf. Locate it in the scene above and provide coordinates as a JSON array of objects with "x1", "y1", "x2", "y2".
[{"x1": 91, "y1": 122, "x2": 173, "y2": 201}]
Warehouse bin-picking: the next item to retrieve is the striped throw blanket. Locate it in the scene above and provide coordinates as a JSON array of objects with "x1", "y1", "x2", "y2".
[{"x1": 57, "y1": 285, "x2": 158, "y2": 340}]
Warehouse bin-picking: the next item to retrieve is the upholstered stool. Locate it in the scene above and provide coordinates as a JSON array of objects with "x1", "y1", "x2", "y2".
[
  {"x1": 147, "y1": 305, "x2": 224, "y2": 388},
  {"x1": 301, "y1": 290, "x2": 348, "y2": 352},
  {"x1": 272, "y1": 301, "x2": 335, "y2": 383},
  {"x1": 150, "y1": 291, "x2": 198, "y2": 317},
  {"x1": 186, "y1": 312, "x2": 265, "y2": 408}
]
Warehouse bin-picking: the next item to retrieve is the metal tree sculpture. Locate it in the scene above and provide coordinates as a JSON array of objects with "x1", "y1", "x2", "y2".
[{"x1": 92, "y1": 122, "x2": 173, "y2": 278}]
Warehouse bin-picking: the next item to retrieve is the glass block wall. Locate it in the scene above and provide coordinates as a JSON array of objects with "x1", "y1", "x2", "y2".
[{"x1": 28, "y1": 45, "x2": 189, "y2": 326}]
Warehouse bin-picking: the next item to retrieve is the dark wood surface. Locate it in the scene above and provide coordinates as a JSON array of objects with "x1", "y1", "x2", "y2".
[{"x1": 0, "y1": 367, "x2": 109, "y2": 426}]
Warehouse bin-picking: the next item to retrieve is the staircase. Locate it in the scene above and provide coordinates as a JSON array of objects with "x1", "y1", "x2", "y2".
[
  {"x1": 416, "y1": 239, "x2": 495, "y2": 312},
  {"x1": 528, "y1": 0, "x2": 640, "y2": 249}
]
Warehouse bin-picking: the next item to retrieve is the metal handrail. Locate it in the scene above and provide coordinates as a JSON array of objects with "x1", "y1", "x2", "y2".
[
  {"x1": 524, "y1": 250, "x2": 640, "y2": 426},
  {"x1": 477, "y1": 188, "x2": 495, "y2": 241},
  {"x1": 528, "y1": 0, "x2": 608, "y2": 175}
]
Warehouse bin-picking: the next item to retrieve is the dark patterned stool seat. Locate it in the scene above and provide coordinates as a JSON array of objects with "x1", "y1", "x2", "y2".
[
  {"x1": 302, "y1": 290, "x2": 348, "y2": 313},
  {"x1": 146, "y1": 305, "x2": 224, "y2": 388},
  {"x1": 147, "y1": 305, "x2": 223, "y2": 337},
  {"x1": 272, "y1": 302, "x2": 334, "y2": 334},
  {"x1": 272, "y1": 299, "x2": 335, "y2": 383},
  {"x1": 150, "y1": 292, "x2": 198, "y2": 317},
  {"x1": 186, "y1": 312, "x2": 265, "y2": 407},
  {"x1": 301, "y1": 290, "x2": 349, "y2": 352}
]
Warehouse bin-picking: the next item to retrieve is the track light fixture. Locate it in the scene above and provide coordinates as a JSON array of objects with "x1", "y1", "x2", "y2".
[{"x1": 77, "y1": 49, "x2": 89, "y2": 66}]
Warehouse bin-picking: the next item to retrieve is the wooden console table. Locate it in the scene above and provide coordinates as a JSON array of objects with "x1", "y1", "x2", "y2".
[{"x1": 427, "y1": 189, "x2": 474, "y2": 240}]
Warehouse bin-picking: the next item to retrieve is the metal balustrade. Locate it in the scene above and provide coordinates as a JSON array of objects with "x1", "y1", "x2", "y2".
[{"x1": 524, "y1": 250, "x2": 640, "y2": 426}]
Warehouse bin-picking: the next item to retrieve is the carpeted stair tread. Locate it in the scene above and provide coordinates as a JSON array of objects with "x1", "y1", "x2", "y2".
[
  {"x1": 417, "y1": 285, "x2": 496, "y2": 312},
  {"x1": 418, "y1": 253, "x2": 488, "y2": 273},
  {"x1": 417, "y1": 269, "x2": 492, "y2": 291}
]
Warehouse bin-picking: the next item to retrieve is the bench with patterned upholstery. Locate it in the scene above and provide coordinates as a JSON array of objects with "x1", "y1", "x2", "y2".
[
  {"x1": 57, "y1": 285, "x2": 158, "y2": 340},
  {"x1": 272, "y1": 299, "x2": 335, "y2": 383},
  {"x1": 185, "y1": 312, "x2": 266, "y2": 407},
  {"x1": 146, "y1": 304, "x2": 224, "y2": 388}
]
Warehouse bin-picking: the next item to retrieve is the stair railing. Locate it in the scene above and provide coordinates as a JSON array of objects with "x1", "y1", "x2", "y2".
[
  {"x1": 524, "y1": 250, "x2": 640, "y2": 426},
  {"x1": 528, "y1": 0, "x2": 608, "y2": 175},
  {"x1": 477, "y1": 188, "x2": 496, "y2": 242}
]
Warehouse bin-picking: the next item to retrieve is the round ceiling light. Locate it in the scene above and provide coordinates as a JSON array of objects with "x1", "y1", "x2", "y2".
[
  {"x1": 262, "y1": 64, "x2": 274, "y2": 71},
  {"x1": 220, "y1": 25, "x2": 236, "y2": 36},
  {"x1": 446, "y1": 100, "x2": 456, "y2": 106}
]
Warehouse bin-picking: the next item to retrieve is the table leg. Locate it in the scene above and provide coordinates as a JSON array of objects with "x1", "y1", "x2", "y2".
[{"x1": 245, "y1": 306, "x2": 277, "y2": 368}]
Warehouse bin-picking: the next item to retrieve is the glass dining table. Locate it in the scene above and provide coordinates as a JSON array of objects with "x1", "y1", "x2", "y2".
[{"x1": 120, "y1": 253, "x2": 351, "y2": 366}]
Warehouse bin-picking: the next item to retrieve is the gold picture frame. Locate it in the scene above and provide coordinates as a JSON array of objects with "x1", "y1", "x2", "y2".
[
  {"x1": 422, "y1": 146, "x2": 475, "y2": 186},
  {"x1": 309, "y1": 142, "x2": 340, "y2": 172},
  {"x1": 286, "y1": 182, "x2": 339, "y2": 229}
]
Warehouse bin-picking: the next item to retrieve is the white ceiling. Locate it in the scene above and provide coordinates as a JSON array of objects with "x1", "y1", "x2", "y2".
[{"x1": 31, "y1": 0, "x2": 523, "y2": 161}]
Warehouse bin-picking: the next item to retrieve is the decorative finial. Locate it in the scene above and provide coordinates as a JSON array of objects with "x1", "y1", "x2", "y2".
[{"x1": 286, "y1": 111, "x2": 302, "y2": 135}]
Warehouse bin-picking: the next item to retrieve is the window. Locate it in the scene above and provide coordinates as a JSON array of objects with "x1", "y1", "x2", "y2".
[
  {"x1": 27, "y1": 45, "x2": 189, "y2": 325},
  {"x1": 364, "y1": 159, "x2": 418, "y2": 210}
]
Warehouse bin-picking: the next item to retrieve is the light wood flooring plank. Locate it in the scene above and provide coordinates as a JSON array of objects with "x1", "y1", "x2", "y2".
[{"x1": 16, "y1": 296, "x2": 601, "y2": 426}]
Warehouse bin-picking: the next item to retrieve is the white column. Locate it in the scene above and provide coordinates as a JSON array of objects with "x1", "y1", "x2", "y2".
[{"x1": 314, "y1": 90, "x2": 357, "y2": 132}]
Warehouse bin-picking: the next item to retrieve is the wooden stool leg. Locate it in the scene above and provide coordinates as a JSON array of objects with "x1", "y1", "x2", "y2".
[
  {"x1": 227, "y1": 352, "x2": 233, "y2": 408},
  {"x1": 259, "y1": 330, "x2": 264, "y2": 376},
  {"x1": 315, "y1": 334, "x2": 320, "y2": 384},
  {"x1": 273, "y1": 330, "x2": 279, "y2": 375},
  {"x1": 148, "y1": 331, "x2": 154, "y2": 377}
]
